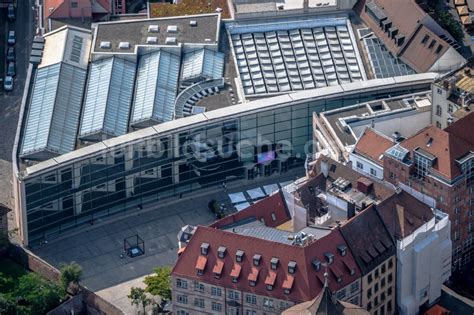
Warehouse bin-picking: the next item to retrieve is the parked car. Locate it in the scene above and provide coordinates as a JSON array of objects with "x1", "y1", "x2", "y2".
[
  {"x1": 7, "y1": 47, "x2": 15, "y2": 62},
  {"x1": 8, "y1": 31, "x2": 16, "y2": 45},
  {"x1": 4, "y1": 76, "x2": 13, "y2": 91},
  {"x1": 7, "y1": 4, "x2": 15, "y2": 21},
  {"x1": 7, "y1": 62, "x2": 16, "y2": 77}
]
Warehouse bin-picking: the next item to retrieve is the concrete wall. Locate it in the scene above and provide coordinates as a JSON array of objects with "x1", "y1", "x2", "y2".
[{"x1": 396, "y1": 215, "x2": 452, "y2": 315}]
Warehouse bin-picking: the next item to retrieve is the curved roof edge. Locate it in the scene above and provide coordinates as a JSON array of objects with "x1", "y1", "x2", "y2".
[{"x1": 22, "y1": 73, "x2": 437, "y2": 177}]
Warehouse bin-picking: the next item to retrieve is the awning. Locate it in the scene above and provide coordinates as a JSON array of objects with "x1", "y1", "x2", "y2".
[
  {"x1": 230, "y1": 263, "x2": 242, "y2": 278},
  {"x1": 265, "y1": 271, "x2": 277, "y2": 286},
  {"x1": 282, "y1": 275, "x2": 294, "y2": 290},
  {"x1": 195, "y1": 255, "x2": 207, "y2": 271},
  {"x1": 213, "y1": 260, "x2": 224, "y2": 275},
  {"x1": 248, "y1": 267, "x2": 259, "y2": 282}
]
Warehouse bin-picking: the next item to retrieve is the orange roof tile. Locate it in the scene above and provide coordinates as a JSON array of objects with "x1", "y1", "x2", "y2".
[
  {"x1": 248, "y1": 267, "x2": 259, "y2": 282},
  {"x1": 230, "y1": 263, "x2": 242, "y2": 278},
  {"x1": 265, "y1": 270, "x2": 277, "y2": 286},
  {"x1": 213, "y1": 260, "x2": 224, "y2": 275},
  {"x1": 195, "y1": 255, "x2": 207, "y2": 271},
  {"x1": 354, "y1": 129, "x2": 394, "y2": 166},
  {"x1": 283, "y1": 275, "x2": 294, "y2": 290}
]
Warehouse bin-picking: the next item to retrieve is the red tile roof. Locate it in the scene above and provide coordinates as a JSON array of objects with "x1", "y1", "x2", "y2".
[
  {"x1": 353, "y1": 128, "x2": 394, "y2": 166},
  {"x1": 400, "y1": 115, "x2": 474, "y2": 180},
  {"x1": 211, "y1": 191, "x2": 290, "y2": 229},
  {"x1": 172, "y1": 226, "x2": 362, "y2": 302}
]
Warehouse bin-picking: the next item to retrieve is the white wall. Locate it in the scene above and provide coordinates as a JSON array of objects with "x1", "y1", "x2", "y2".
[
  {"x1": 429, "y1": 47, "x2": 465, "y2": 73},
  {"x1": 348, "y1": 152, "x2": 384, "y2": 180},
  {"x1": 350, "y1": 110, "x2": 431, "y2": 140},
  {"x1": 397, "y1": 214, "x2": 452, "y2": 315}
]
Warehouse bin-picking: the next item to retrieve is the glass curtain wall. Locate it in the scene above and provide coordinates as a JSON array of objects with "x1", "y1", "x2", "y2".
[{"x1": 23, "y1": 84, "x2": 428, "y2": 243}]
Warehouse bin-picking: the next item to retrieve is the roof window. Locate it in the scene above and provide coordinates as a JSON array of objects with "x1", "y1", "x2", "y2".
[
  {"x1": 165, "y1": 37, "x2": 177, "y2": 45},
  {"x1": 217, "y1": 246, "x2": 226, "y2": 258},
  {"x1": 312, "y1": 259, "x2": 321, "y2": 271},
  {"x1": 100, "y1": 41, "x2": 111, "y2": 49},
  {"x1": 337, "y1": 244, "x2": 347, "y2": 256},
  {"x1": 253, "y1": 254, "x2": 262, "y2": 266},
  {"x1": 270, "y1": 257, "x2": 279, "y2": 270},
  {"x1": 167, "y1": 25, "x2": 178, "y2": 33},
  {"x1": 118, "y1": 41, "x2": 130, "y2": 49},
  {"x1": 325, "y1": 252, "x2": 334, "y2": 264},
  {"x1": 148, "y1": 25, "x2": 159, "y2": 33},
  {"x1": 236, "y1": 250, "x2": 244, "y2": 262},
  {"x1": 190, "y1": 20, "x2": 197, "y2": 26},
  {"x1": 146, "y1": 36, "x2": 157, "y2": 44},
  {"x1": 288, "y1": 261, "x2": 297, "y2": 274},
  {"x1": 200, "y1": 243, "x2": 209, "y2": 255}
]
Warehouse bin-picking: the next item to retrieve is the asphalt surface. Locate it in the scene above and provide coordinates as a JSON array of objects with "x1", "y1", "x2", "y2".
[{"x1": 0, "y1": 0, "x2": 35, "y2": 211}]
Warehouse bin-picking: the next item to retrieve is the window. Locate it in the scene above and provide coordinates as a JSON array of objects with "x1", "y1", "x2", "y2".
[
  {"x1": 381, "y1": 264, "x2": 386, "y2": 274},
  {"x1": 350, "y1": 281, "x2": 359, "y2": 293},
  {"x1": 70, "y1": 1, "x2": 78, "y2": 8},
  {"x1": 374, "y1": 283, "x2": 379, "y2": 293},
  {"x1": 368, "y1": 274, "x2": 373, "y2": 284},
  {"x1": 288, "y1": 261, "x2": 297, "y2": 274},
  {"x1": 218, "y1": 246, "x2": 226, "y2": 258},
  {"x1": 414, "y1": 152, "x2": 431, "y2": 177},
  {"x1": 176, "y1": 278, "x2": 188, "y2": 289},
  {"x1": 388, "y1": 286, "x2": 392, "y2": 296},
  {"x1": 263, "y1": 298, "x2": 274, "y2": 308},
  {"x1": 429, "y1": 39, "x2": 436, "y2": 49},
  {"x1": 246, "y1": 294, "x2": 257, "y2": 304},
  {"x1": 336, "y1": 288, "x2": 346, "y2": 300},
  {"x1": 245, "y1": 310, "x2": 256, "y2": 315},
  {"x1": 388, "y1": 274, "x2": 393, "y2": 283},
  {"x1": 177, "y1": 295, "x2": 188, "y2": 304},
  {"x1": 437, "y1": 88, "x2": 443, "y2": 95},
  {"x1": 201, "y1": 243, "x2": 209, "y2": 255},
  {"x1": 280, "y1": 301, "x2": 291, "y2": 309},
  {"x1": 177, "y1": 311, "x2": 189, "y2": 315},
  {"x1": 448, "y1": 104, "x2": 454, "y2": 113},
  {"x1": 370, "y1": 168, "x2": 377, "y2": 176},
  {"x1": 381, "y1": 277, "x2": 386, "y2": 287},
  {"x1": 271, "y1": 212, "x2": 276, "y2": 221},
  {"x1": 211, "y1": 287, "x2": 221, "y2": 296},
  {"x1": 194, "y1": 298, "x2": 205, "y2": 308},
  {"x1": 228, "y1": 290, "x2": 240, "y2": 300},
  {"x1": 236, "y1": 250, "x2": 244, "y2": 262},
  {"x1": 253, "y1": 254, "x2": 261, "y2": 266},
  {"x1": 271, "y1": 257, "x2": 279, "y2": 270},
  {"x1": 436, "y1": 44, "x2": 443, "y2": 54},
  {"x1": 388, "y1": 300, "x2": 393, "y2": 311},
  {"x1": 357, "y1": 161, "x2": 364, "y2": 170},
  {"x1": 193, "y1": 282, "x2": 204, "y2": 293},
  {"x1": 389, "y1": 171, "x2": 395, "y2": 179},
  {"x1": 436, "y1": 105, "x2": 442, "y2": 116},
  {"x1": 436, "y1": 121, "x2": 442, "y2": 129},
  {"x1": 374, "y1": 296, "x2": 379, "y2": 306},
  {"x1": 421, "y1": 34, "x2": 430, "y2": 44},
  {"x1": 375, "y1": 269, "x2": 379, "y2": 278},
  {"x1": 367, "y1": 288, "x2": 372, "y2": 299},
  {"x1": 212, "y1": 302, "x2": 222, "y2": 311},
  {"x1": 367, "y1": 302, "x2": 372, "y2": 311}
]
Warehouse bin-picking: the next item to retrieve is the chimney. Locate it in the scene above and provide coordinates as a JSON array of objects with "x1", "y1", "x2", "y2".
[
  {"x1": 304, "y1": 0, "x2": 309, "y2": 11},
  {"x1": 321, "y1": 159, "x2": 329, "y2": 178},
  {"x1": 396, "y1": 204, "x2": 405, "y2": 237},
  {"x1": 347, "y1": 201, "x2": 356, "y2": 219}
]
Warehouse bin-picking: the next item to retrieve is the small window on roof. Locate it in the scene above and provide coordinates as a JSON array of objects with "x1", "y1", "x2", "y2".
[
  {"x1": 118, "y1": 42, "x2": 130, "y2": 49},
  {"x1": 325, "y1": 252, "x2": 334, "y2": 264},
  {"x1": 312, "y1": 260, "x2": 321, "y2": 271},
  {"x1": 190, "y1": 20, "x2": 197, "y2": 26},
  {"x1": 236, "y1": 250, "x2": 244, "y2": 262},
  {"x1": 218, "y1": 246, "x2": 226, "y2": 258},
  {"x1": 167, "y1": 25, "x2": 178, "y2": 33},
  {"x1": 201, "y1": 243, "x2": 209, "y2": 255},
  {"x1": 100, "y1": 41, "x2": 111, "y2": 49},
  {"x1": 288, "y1": 261, "x2": 297, "y2": 274},
  {"x1": 146, "y1": 36, "x2": 157, "y2": 44},
  {"x1": 165, "y1": 37, "x2": 177, "y2": 45},
  {"x1": 271, "y1": 257, "x2": 279, "y2": 270},
  {"x1": 337, "y1": 244, "x2": 347, "y2": 256},
  {"x1": 148, "y1": 25, "x2": 159, "y2": 33},
  {"x1": 253, "y1": 254, "x2": 261, "y2": 266}
]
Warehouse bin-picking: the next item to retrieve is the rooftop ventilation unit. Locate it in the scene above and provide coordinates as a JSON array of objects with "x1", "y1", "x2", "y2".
[
  {"x1": 148, "y1": 25, "x2": 159, "y2": 33},
  {"x1": 146, "y1": 36, "x2": 157, "y2": 44},
  {"x1": 118, "y1": 42, "x2": 130, "y2": 49},
  {"x1": 167, "y1": 25, "x2": 178, "y2": 33},
  {"x1": 100, "y1": 41, "x2": 111, "y2": 49},
  {"x1": 190, "y1": 20, "x2": 197, "y2": 26},
  {"x1": 165, "y1": 37, "x2": 177, "y2": 45}
]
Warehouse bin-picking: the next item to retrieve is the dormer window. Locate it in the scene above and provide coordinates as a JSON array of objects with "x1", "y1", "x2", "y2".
[
  {"x1": 271, "y1": 257, "x2": 279, "y2": 270},
  {"x1": 414, "y1": 149, "x2": 435, "y2": 178},
  {"x1": 253, "y1": 254, "x2": 262, "y2": 266},
  {"x1": 288, "y1": 261, "x2": 297, "y2": 274},
  {"x1": 325, "y1": 252, "x2": 334, "y2": 264},
  {"x1": 312, "y1": 259, "x2": 321, "y2": 271},
  {"x1": 337, "y1": 244, "x2": 347, "y2": 256},
  {"x1": 201, "y1": 243, "x2": 209, "y2": 255},
  {"x1": 218, "y1": 246, "x2": 226, "y2": 258},
  {"x1": 236, "y1": 250, "x2": 244, "y2": 262}
]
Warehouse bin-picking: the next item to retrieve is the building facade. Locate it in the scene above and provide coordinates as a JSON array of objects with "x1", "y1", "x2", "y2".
[
  {"x1": 383, "y1": 114, "x2": 473, "y2": 270},
  {"x1": 13, "y1": 75, "x2": 435, "y2": 245},
  {"x1": 431, "y1": 61, "x2": 473, "y2": 129},
  {"x1": 376, "y1": 192, "x2": 452, "y2": 315}
]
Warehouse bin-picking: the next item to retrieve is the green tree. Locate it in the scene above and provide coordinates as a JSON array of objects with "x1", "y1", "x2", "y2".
[
  {"x1": 143, "y1": 266, "x2": 171, "y2": 302},
  {"x1": 59, "y1": 262, "x2": 82, "y2": 293},
  {"x1": 128, "y1": 287, "x2": 151, "y2": 314},
  {"x1": 14, "y1": 273, "x2": 65, "y2": 315}
]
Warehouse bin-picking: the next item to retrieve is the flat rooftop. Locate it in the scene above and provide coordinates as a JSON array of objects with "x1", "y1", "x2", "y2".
[
  {"x1": 235, "y1": 0, "x2": 337, "y2": 13},
  {"x1": 321, "y1": 93, "x2": 432, "y2": 147},
  {"x1": 93, "y1": 14, "x2": 220, "y2": 54},
  {"x1": 436, "y1": 61, "x2": 474, "y2": 94}
]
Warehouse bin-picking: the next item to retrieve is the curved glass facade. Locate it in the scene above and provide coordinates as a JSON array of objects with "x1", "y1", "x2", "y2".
[{"x1": 19, "y1": 76, "x2": 433, "y2": 244}]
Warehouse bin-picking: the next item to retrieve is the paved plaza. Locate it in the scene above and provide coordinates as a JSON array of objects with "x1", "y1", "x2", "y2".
[{"x1": 31, "y1": 169, "x2": 304, "y2": 312}]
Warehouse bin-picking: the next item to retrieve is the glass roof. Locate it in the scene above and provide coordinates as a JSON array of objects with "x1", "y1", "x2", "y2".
[
  {"x1": 181, "y1": 48, "x2": 225, "y2": 82},
  {"x1": 20, "y1": 63, "x2": 86, "y2": 159},
  {"x1": 80, "y1": 57, "x2": 136, "y2": 139},
  {"x1": 131, "y1": 51, "x2": 180, "y2": 125}
]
